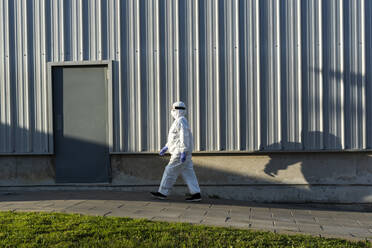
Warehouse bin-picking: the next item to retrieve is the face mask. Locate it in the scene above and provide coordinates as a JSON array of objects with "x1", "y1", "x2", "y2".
[{"x1": 171, "y1": 109, "x2": 178, "y2": 119}]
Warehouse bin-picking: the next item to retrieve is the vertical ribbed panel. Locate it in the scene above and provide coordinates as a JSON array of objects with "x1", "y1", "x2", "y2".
[
  {"x1": 14, "y1": 0, "x2": 31, "y2": 152},
  {"x1": 88, "y1": 0, "x2": 102, "y2": 61},
  {"x1": 302, "y1": 0, "x2": 324, "y2": 149},
  {"x1": 240, "y1": 0, "x2": 260, "y2": 151},
  {"x1": 260, "y1": 0, "x2": 281, "y2": 150},
  {"x1": 344, "y1": 0, "x2": 366, "y2": 149},
  {"x1": 70, "y1": 0, "x2": 79, "y2": 61},
  {"x1": 367, "y1": 0, "x2": 372, "y2": 149},
  {"x1": 143, "y1": 0, "x2": 160, "y2": 151},
  {"x1": 51, "y1": 0, "x2": 64, "y2": 62},
  {"x1": 122, "y1": 0, "x2": 144, "y2": 151},
  {"x1": 323, "y1": 0, "x2": 344, "y2": 149},
  {"x1": 223, "y1": 0, "x2": 240, "y2": 150},
  {"x1": 281, "y1": 0, "x2": 302, "y2": 150},
  {"x1": 109, "y1": 0, "x2": 122, "y2": 152},
  {"x1": 32, "y1": 0, "x2": 49, "y2": 152},
  {"x1": 0, "y1": 0, "x2": 12, "y2": 152},
  {"x1": 122, "y1": 0, "x2": 141, "y2": 152},
  {"x1": 0, "y1": 0, "x2": 371, "y2": 153},
  {"x1": 200, "y1": 0, "x2": 220, "y2": 151},
  {"x1": 182, "y1": 0, "x2": 200, "y2": 150}
]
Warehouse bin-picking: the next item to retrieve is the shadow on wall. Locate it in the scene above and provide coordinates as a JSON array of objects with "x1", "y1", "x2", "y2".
[
  {"x1": 259, "y1": 131, "x2": 372, "y2": 202},
  {"x1": 264, "y1": 131, "x2": 343, "y2": 180}
]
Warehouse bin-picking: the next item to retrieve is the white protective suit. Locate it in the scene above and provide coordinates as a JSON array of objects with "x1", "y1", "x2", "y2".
[{"x1": 158, "y1": 102, "x2": 201, "y2": 196}]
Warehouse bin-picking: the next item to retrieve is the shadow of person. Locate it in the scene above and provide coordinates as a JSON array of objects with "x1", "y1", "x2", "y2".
[
  {"x1": 264, "y1": 131, "x2": 342, "y2": 181},
  {"x1": 262, "y1": 131, "x2": 372, "y2": 203},
  {"x1": 261, "y1": 131, "x2": 372, "y2": 202}
]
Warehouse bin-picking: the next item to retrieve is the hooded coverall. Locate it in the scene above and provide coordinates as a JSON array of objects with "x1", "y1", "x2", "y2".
[{"x1": 158, "y1": 104, "x2": 201, "y2": 196}]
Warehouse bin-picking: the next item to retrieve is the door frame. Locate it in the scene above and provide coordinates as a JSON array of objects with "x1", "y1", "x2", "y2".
[{"x1": 47, "y1": 60, "x2": 114, "y2": 155}]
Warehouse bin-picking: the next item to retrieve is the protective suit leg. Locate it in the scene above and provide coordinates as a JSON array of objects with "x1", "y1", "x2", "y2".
[
  {"x1": 180, "y1": 156, "x2": 200, "y2": 195},
  {"x1": 158, "y1": 154, "x2": 200, "y2": 196},
  {"x1": 158, "y1": 155, "x2": 183, "y2": 195}
]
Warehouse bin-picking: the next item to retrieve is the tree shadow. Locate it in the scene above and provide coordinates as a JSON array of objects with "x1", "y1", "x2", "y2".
[{"x1": 311, "y1": 68, "x2": 371, "y2": 150}]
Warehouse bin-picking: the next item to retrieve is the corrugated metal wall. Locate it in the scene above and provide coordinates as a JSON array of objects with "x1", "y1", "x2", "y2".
[{"x1": 0, "y1": 0, "x2": 371, "y2": 153}]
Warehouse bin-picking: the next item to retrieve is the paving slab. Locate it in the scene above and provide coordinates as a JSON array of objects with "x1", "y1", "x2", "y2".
[{"x1": 0, "y1": 190, "x2": 371, "y2": 242}]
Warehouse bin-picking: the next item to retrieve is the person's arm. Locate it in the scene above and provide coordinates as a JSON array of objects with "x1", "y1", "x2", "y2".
[
  {"x1": 160, "y1": 123, "x2": 172, "y2": 156},
  {"x1": 178, "y1": 120, "x2": 190, "y2": 154},
  {"x1": 159, "y1": 146, "x2": 168, "y2": 156}
]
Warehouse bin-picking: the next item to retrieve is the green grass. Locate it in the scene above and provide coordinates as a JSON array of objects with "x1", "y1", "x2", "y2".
[{"x1": 0, "y1": 211, "x2": 370, "y2": 248}]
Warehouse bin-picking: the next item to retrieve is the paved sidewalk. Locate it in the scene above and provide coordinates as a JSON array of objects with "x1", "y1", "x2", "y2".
[{"x1": 0, "y1": 190, "x2": 371, "y2": 241}]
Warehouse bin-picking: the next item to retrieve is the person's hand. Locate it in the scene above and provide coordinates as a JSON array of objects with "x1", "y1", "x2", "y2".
[
  {"x1": 159, "y1": 146, "x2": 168, "y2": 156},
  {"x1": 180, "y1": 152, "x2": 186, "y2": 163}
]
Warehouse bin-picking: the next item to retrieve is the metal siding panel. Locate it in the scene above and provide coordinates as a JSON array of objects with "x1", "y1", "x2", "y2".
[
  {"x1": 97, "y1": 0, "x2": 101, "y2": 58},
  {"x1": 70, "y1": 0, "x2": 77, "y2": 61},
  {"x1": 0, "y1": 0, "x2": 3, "y2": 151},
  {"x1": 281, "y1": 0, "x2": 302, "y2": 150},
  {"x1": 302, "y1": 0, "x2": 324, "y2": 149},
  {"x1": 1, "y1": 0, "x2": 372, "y2": 154},
  {"x1": 367, "y1": 0, "x2": 372, "y2": 149},
  {"x1": 53, "y1": 0, "x2": 64, "y2": 62},
  {"x1": 86, "y1": 0, "x2": 101, "y2": 61},
  {"x1": 78, "y1": 0, "x2": 84, "y2": 61},
  {"x1": 88, "y1": 0, "x2": 94, "y2": 60},
  {"x1": 154, "y1": 0, "x2": 161, "y2": 151},
  {"x1": 182, "y1": 0, "x2": 200, "y2": 151},
  {"x1": 113, "y1": 0, "x2": 122, "y2": 151},
  {"x1": 141, "y1": 1, "x2": 154, "y2": 151},
  {"x1": 233, "y1": 0, "x2": 240, "y2": 151},
  {"x1": 134, "y1": 0, "x2": 141, "y2": 152},
  {"x1": 260, "y1": 0, "x2": 281, "y2": 150},
  {"x1": 322, "y1": 0, "x2": 345, "y2": 149},
  {"x1": 144, "y1": 0, "x2": 160, "y2": 152},
  {"x1": 211, "y1": 0, "x2": 219, "y2": 151},
  {"x1": 0, "y1": 0, "x2": 5, "y2": 151},
  {"x1": 14, "y1": 0, "x2": 30, "y2": 152},
  {"x1": 33, "y1": 0, "x2": 42, "y2": 152},
  {"x1": 218, "y1": 0, "x2": 226, "y2": 151},
  {"x1": 197, "y1": 0, "x2": 220, "y2": 151},
  {"x1": 9, "y1": 0, "x2": 16, "y2": 153},
  {"x1": 123, "y1": 0, "x2": 142, "y2": 152},
  {"x1": 63, "y1": 0, "x2": 71, "y2": 61},
  {"x1": 41, "y1": 0, "x2": 50, "y2": 153},
  {"x1": 223, "y1": 0, "x2": 240, "y2": 151},
  {"x1": 160, "y1": 0, "x2": 180, "y2": 150},
  {"x1": 192, "y1": 0, "x2": 201, "y2": 151},
  {"x1": 104, "y1": 0, "x2": 120, "y2": 151},
  {"x1": 120, "y1": 0, "x2": 129, "y2": 152},
  {"x1": 0, "y1": 0, "x2": 12, "y2": 152},
  {"x1": 30, "y1": 0, "x2": 48, "y2": 153},
  {"x1": 344, "y1": 0, "x2": 366, "y2": 149},
  {"x1": 240, "y1": 0, "x2": 261, "y2": 151},
  {"x1": 26, "y1": 0, "x2": 34, "y2": 152}
]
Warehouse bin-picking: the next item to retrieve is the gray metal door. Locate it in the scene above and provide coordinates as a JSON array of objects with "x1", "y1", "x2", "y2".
[{"x1": 52, "y1": 66, "x2": 110, "y2": 183}]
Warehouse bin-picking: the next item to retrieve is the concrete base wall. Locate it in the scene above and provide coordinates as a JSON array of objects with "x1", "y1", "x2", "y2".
[
  {"x1": 0, "y1": 156, "x2": 55, "y2": 185},
  {"x1": 1, "y1": 153, "x2": 371, "y2": 203},
  {"x1": 111, "y1": 153, "x2": 372, "y2": 203}
]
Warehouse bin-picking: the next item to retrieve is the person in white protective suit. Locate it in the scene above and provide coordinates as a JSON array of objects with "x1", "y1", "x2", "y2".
[{"x1": 151, "y1": 101, "x2": 202, "y2": 202}]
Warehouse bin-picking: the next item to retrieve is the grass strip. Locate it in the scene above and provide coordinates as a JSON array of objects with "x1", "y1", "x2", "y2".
[{"x1": 0, "y1": 211, "x2": 370, "y2": 248}]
